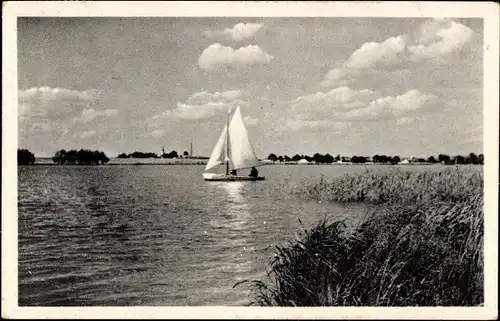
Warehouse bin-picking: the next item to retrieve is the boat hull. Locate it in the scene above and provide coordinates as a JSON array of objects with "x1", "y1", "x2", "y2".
[{"x1": 203, "y1": 173, "x2": 265, "y2": 181}]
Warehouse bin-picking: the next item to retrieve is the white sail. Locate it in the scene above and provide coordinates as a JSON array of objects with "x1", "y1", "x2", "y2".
[
  {"x1": 205, "y1": 125, "x2": 228, "y2": 171},
  {"x1": 228, "y1": 106, "x2": 262, "y2": 170}
]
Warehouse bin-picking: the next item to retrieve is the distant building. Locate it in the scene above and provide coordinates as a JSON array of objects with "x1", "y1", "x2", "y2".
[{"x1": 297, "y1": 158, "x2": 310, "y2": 164}]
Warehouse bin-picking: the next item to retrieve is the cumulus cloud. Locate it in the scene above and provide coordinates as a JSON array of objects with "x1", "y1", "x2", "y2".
[
  {"x1": 148, "y1": 129, "x2": 165, "y2": 138},
  {"x1": 203, "y1": 22, "x2": 264, "y2": 41},
  {"x1": 408, "y1": 20, "x2": 475, "y2": 62},
  {"x1": 17, "y1": 86, "x2": 120, "y2": 151},
  {"x1": 321, "y1": 19, "x2": 475, "y2": 87},
  {"x1": 346, "y1": 36, "x2": 407, "y2": 70},
  {"x1": 79, "y1": 108, "x2": 118, "y2": 123},
  {"x1": 19, "y1": 86, "x2": 101, "y2": 119},
  {"x1": 284, "y1": 87, "x2": 439, "y2": 131},
  {"x1": 152, "y1": 90, "x2": 248, "y2": 121},
  {"x1": 198, "y1": 44, "x2": 273, "y2": 71},
  {"x1": 290, "y1": 86, "x2": 379, "y2": 122}
]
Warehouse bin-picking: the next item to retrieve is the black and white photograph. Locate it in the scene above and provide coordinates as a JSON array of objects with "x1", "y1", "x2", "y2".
[{"x1": 2, "y1": 1, "x2": 499, "y2": 319}]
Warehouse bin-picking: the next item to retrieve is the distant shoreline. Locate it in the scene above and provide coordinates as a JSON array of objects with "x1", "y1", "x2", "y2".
[{"x1": 19, "y1": 160, "x2": 476, "y2": 166}]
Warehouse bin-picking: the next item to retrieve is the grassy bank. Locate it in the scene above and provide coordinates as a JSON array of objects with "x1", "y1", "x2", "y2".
[
  {"x1": 245, "y1": 167, "x2": 483, "y2": 306},
  {"x1": 290, "y1": 167, "x2": 482, "y2": 204}
]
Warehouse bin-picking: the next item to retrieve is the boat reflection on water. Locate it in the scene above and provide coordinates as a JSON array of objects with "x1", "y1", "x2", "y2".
[
  {"x1": 217, "y1": 181, "x2": 249, "y2": 210},
  {"x1": 208, "y1": 182, "x2": 257, "y2": 294},
  {"x1": 211, "y1": 181, "x2": 251, "y2": 224}
]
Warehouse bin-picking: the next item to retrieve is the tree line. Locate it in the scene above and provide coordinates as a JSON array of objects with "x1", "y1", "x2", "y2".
[
  {"x1": 52, "y1": 149, "x2": 110, "y2": 165},
  {"x1": 117, "y1": 150, "x2": 191, "y2": 159},
  {"x1": 18, "y1": 149, "x2": 36, "y2": 165},
  {"x1": 267, "y1": 152, "x2": 484, "y2": 165}
]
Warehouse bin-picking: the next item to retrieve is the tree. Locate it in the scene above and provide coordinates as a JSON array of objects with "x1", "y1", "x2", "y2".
[
  {"x1": 438, "y1": 154, "x2": 451, "y2": 164},
  {"x1": 478, "y1": 154, "x2": 484, "y2": 165},
  {"x1": 52, "y1": 149, "x2": 66, "y2": 164},
  {"x1": 323, "y1": 153, "x2": 334, "y2": 164},
  {"x1": 351, "y1": 156, "x2": 366, "y2": 164},
  {"x1": 453, "y1": 155, "x2": 466, "y2": 165},
  {"x1": 391, "y1": 156, "x2": 401, "y2": 164},
  {"x1": 427, "y1": 156, "x2": 436, "y2": 163},
  {"x1": 466, "y1": 153, "x2": 479, "y2": 165},
  {"x1": 166, "y1": 150, "x2": 178, "y2": 158},
  {"x1": 18, "y1": 149, "x2": 35, "y2": 165},
  {"x1": 283, "y1": 155, "x2": 291, "y2": 162},
  {"x1": 268, "y1": 153, "x2": 278, "y2": 162},
  {"x1": 291, "y1": 154, "x2": 302, "y2": 162},
  {"x1": 98, "y1": 151, "x2": 110, "y2": 164},
  {"x1": 117, "y1": 153, "x2": 129, "y2": 158},
  {"x1": 52, "y1": 149, "x2": 109, "y2": 165},
  {"x1": 312, "y1": 153, "x2": 324, "y2": 163},
  {"x1": 277, "y1": 155, "x2": 284, "y2": 162},
  {"x1": 183, "y1": 151, "x2": 189, "y2": 157},
  {"x1": 65, "y1": 150, "x2": 77, "y2": 164}
]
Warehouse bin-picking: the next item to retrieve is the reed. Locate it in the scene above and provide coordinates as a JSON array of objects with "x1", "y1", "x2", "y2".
[
  {"x1": 290, "y1": 167, "x2": 482, "y2": 204},
  {"x1": 245, "y1": 167, "x2": 483, "y2": 306}
]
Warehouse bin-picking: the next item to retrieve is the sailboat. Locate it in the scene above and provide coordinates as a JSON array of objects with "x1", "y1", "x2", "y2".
[{"x1": 203, "y1": 106, "x2": 265, "y2": 181}]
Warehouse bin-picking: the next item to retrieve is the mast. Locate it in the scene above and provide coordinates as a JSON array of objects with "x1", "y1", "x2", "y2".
[{"x1": 225, "y1": 107, "x2": 230, "y2": 175}]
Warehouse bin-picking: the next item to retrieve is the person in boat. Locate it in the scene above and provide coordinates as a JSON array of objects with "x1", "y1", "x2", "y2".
[
  {"x1": 231, "y1": 169, "x2": 237, "y2": 176},
  {"x1": 249, "y1": 167, "x2": 258, "y2": 177}
]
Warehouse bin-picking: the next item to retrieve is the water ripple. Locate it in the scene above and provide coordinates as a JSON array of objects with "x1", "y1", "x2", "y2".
[{"x1": 18, "y1": 165, "x2": 369, "y2": 306}]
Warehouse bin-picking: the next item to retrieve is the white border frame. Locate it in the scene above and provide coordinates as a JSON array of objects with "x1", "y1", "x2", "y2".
[{"x1": 2, "y1": 1, "x2": 498, "y2": 319}]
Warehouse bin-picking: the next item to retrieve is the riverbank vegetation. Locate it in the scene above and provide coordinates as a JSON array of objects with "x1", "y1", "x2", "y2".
[
  {"x1": 117, "y1": 150, "x2": 181, "y2": 159},
  {"x1": 246, "y1": 167, "x2": 483, "y2": 306},
  {"x1": 17, "y1": 149, "x2": 35, "y2": 165},
  {"x1": 267, "y1": 152, "x2": 484, "y2": 165},
  {"x1": 52, "y1": 149, "x2": 109, "y2": 165}
]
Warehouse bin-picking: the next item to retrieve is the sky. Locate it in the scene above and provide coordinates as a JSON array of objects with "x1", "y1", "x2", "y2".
[{"x1": 17, "y1": 17, "x2": 483, "y2": 158}]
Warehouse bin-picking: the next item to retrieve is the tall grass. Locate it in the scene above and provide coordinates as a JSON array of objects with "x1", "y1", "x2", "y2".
[
  {"x1": 244, "y1": 167, "x2": 483, "y2": 306},
  {"x1": 290, "y1": 167, "x2": 482, "y2": 204}
]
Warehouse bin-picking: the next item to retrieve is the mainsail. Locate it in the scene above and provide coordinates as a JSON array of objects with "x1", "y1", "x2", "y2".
[
  {"x1": 228, "y1": 106, "x2": 262, "y2": 170},
  {"x1": 204, "y1": 106, "x2": 262, "y2": 173}
]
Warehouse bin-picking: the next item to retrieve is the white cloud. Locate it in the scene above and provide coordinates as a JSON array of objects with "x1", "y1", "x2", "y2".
[
  {"x1": 149, "y1": 129, "x2": 165, "y2": 138},
  {"x1": 203, "y1": 23, "x2": 263, "y2": 41},
  {"x1": 224, "y1": 22, "x2": 263, "y2": 41},
  {"x1": 79, "y1": 108, "x2": 118, "y2": 123},
  {"x1": 152, "y1": 90, "x2": 247, "y2": 121},
  {"x1": 204, "y1": 22, "x2": 264, "y2": 41},
  {"x1": 19, "y1": 86, "x2": 99, "y2": 104},
  {"x1": 346, "y1": 36, "x2": 407, "y2": 70},
  {"x1": 18, "y1": 86, "x2": 101, "y2": 119},
  {"x1": 285, "y1": 87, "x2": 439, "y2": 131},
  {"x1": 341, "y1": 89, "x2": 438, "y2": 121},
  {"x1": 198, "y1": 43, "x2": 273, "y2": 71},
  {"x1": 321, "y1": 19, "x2": 475, "y2": 87},
  {"x1": 408, "y1": 20, "x2": 474, "y2": 62}
]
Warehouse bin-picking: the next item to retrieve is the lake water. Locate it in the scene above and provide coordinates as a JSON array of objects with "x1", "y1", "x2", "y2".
[{"x1": 18, "y1": 164, "x2": 445, "y2": 306}]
